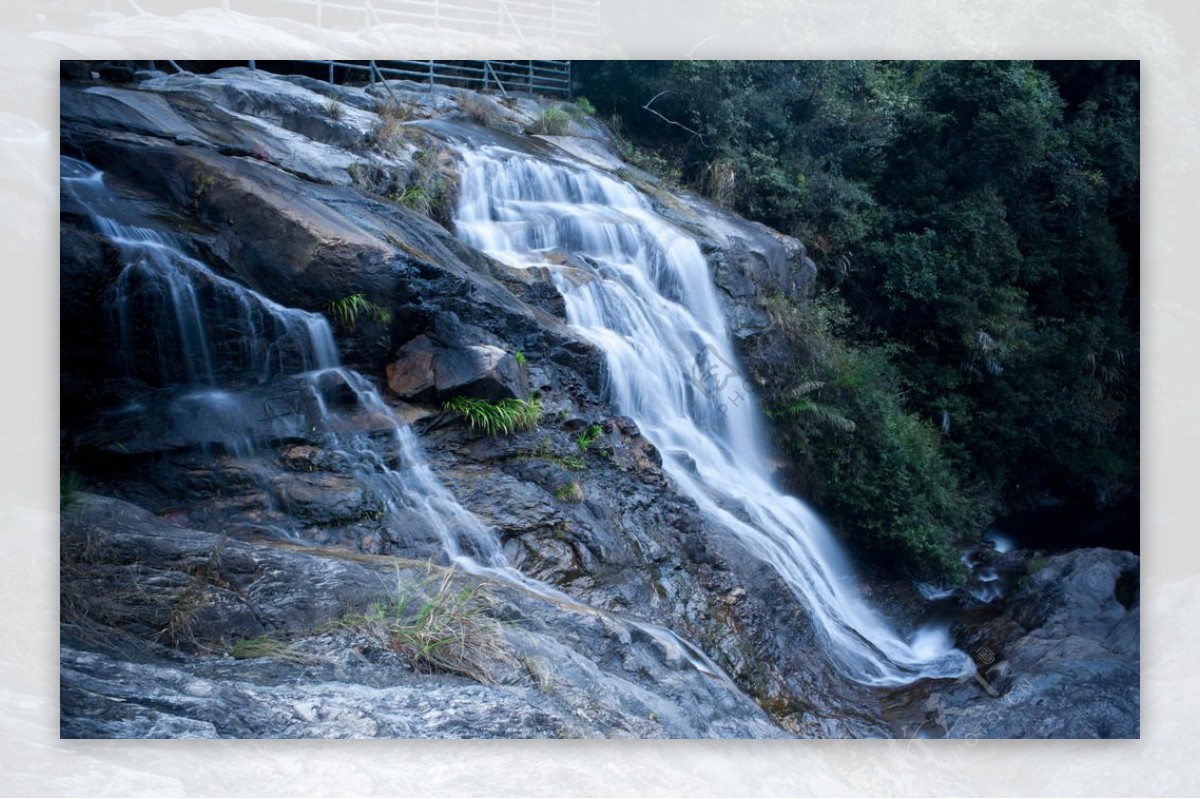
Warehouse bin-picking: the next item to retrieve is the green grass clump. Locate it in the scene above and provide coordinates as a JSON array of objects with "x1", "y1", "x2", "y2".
[
  {"x1": 324, "y1": 293, "x2": 391, "y2": 331},
  {"x1": 443, "y1": 396, "x2": 543, "y2": 436},
  {"x1": 527, "y1": 106, "x2": 572, "y2": 136},
  {"x1": 553, "y1": 481, "x2": 584, "y2": 503},
  {"x1": 348, "y1": 568, "x2": 515, "y2": 684},
  {"x1": 568, "y1": 96, "x2": 596, "y2": 116},
  {"x1": 575, "y1": 423, "x2": 603, "y2": 453},
  {"x1": 60, "y1": 471, "x2": 85, "y2": 510}
]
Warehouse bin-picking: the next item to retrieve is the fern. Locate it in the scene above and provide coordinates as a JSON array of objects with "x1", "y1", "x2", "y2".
[
  {"x1": 443, "y1": 396, "x2": 543, "y2": 436},
  {"x1": 783, "y1": 381, "x2": 856, "y2": 432},
  {"x1": 324, "y1": 293, "x2": 391, "y2": 331}
]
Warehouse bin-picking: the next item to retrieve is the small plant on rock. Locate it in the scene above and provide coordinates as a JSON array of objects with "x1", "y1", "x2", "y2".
[
  {"x1": 324, "y1": 293, "x2": 391, "y2": 331},
  {"x1": 527, "y1": 106, "x2": 572, "y2": 136},
  {"x1": 575, "y1": 423, "x2": 603, "y2": 453},
  {"x1": 443, "y1": 396, "x2": 543, "y2": 436}
]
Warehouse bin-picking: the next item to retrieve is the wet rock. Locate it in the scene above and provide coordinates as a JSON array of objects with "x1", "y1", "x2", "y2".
[{"x1": 891, "y1": 548, "x2": 1140, "y2": 739}]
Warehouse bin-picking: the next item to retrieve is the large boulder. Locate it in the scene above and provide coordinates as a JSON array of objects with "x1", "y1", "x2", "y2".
[{"x1": 386, "y1": 330, "x2": 527, "y2": 403}]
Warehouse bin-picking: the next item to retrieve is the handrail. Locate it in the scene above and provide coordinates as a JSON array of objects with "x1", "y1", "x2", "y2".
[{"x1": 248, "y1": 59, "x2": 573, "y2": 99}]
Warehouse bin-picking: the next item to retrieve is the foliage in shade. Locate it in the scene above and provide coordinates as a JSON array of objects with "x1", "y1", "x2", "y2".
[{"x1": 324, "y1": 293, "x2": 391, "y2": 331}]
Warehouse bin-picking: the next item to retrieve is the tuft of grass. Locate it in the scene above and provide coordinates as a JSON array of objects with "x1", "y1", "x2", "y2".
[
  {"x1": 527, "y1": 106, "x2": 572, "y2": 136},
  {"x1": 229, "y1": 633, "x2": 324, "y2": 664},
  {"x1": 443, "y1": 396, "x2": 543, "y2": 436},
  {"x1": 575, "y1": 423, "x2": 603, "y2": 453},
  {"x1": 325, "y1": 95, "x2": 344, "y2": 120},
  {"x1": 553, "y1": 481, "x2": 584, "y2": 503},
  {"x1": 325, "y1": 293, "x2": 391, "y2": 331},
  {"x1": 458, "y1": 91, "x2": 502, "y2": 129},
  {"x1": 397, "y1": 184, "x2": 431, "y2": 215},
  {"x1": 514, "y1": 350, "x2": 527, "y2": 368},
  {"x1": 347, "y1": 568, "x2": 516, "y2": 684}
]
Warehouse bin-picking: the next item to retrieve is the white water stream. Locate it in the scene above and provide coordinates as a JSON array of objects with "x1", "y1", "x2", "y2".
[{"x1": 452, "y1": 144, "x2": 972, "y2": 686}]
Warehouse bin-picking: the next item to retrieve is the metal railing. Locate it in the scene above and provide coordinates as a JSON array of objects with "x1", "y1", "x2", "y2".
[
  {"x1": 250, "y1": 59, "x2": 572, "y2": 98},
  {"x1": 222, "y1": 0, "x2": 600, "y2": 45}
]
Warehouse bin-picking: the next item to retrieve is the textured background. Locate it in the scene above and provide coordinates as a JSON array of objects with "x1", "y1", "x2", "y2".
[{"x1": 8, "y1": 0, "x2": 1194, "y2": 794}]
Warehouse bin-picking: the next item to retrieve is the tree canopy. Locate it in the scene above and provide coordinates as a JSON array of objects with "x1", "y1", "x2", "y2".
[{"x1": 578, "y1": 60, "x2": 1139, "y2": 579}]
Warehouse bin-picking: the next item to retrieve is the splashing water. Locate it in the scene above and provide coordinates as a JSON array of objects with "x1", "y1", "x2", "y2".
[{"x1": 452, "y1": 144, "x2": 973, "y2": 686}]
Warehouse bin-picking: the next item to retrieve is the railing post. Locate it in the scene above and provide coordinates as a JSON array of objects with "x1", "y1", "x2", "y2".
[
  {"x1": 528, "y1": 60, "x2": 534, "y2": 94},
  {"x1": 329, "y1": 61, "x2": 335, "y2": 85},
  {"x1": 429, "y1": 61, "x2": 435, "y2": 94}
]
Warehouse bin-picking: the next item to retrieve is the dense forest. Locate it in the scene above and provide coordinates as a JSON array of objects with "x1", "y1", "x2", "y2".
[{"x1": 577, "y1": 61, "x2": 1140, "y2": 580}]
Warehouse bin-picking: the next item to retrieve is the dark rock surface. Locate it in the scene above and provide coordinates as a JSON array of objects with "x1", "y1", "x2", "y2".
[{"x1": 883, "y1": 547, "x2": 1140, "y2": 739}]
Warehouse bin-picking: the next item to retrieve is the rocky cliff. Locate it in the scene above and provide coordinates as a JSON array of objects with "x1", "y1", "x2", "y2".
[{"x1": 59, "y1": 64, "x2": 1138, "y2": 739}]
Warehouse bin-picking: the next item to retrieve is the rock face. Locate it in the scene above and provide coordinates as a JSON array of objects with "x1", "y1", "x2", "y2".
[
  {"x1": 884, "y1": 547, "x2": 1140, "y2": 739},
  {"x1": 61, "y1": 494, "x2": 784, "y2": 739},
  {"x1": 59, "y1": 66, "x2": 1137, "y2": 739}
]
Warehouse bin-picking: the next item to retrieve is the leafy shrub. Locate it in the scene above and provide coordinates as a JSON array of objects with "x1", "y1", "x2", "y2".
[
  {"x1": 571, "y1": 96, "x2": 596, "y2": 116},
  {"x1": 444, "y1": 396, "x2": 543, "y2": 436},
  {"x1": 757, "y1": 292, "x2": 977, "y2": 582}
]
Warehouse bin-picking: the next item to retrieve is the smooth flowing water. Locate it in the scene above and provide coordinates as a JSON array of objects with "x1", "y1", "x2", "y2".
[
  {"x1": 62, "y1": 155, "x2": 726, "y2": 681},
  {"x1": 453, "y1": 144, "x2": 973, "y2": 686}
]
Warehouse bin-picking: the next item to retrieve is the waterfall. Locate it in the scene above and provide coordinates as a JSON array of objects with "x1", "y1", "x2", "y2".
[
  {"x1": 62, "y1": 157, "x2": 339, "y2": 389},
  {"x1": 62, "y1": 154, "x2": 728, "y2": 683},
  {"x1": 452, "y1": 144, "x2": 973, "y2": 687}
]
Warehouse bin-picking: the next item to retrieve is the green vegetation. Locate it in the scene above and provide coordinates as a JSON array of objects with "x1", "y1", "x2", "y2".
[
  {"x1": 443, "y1": 395, "x2": 543, "y2": 436},
  {"x1": 570, "y1": 96, "x2": 596, "y2": 116},
  {"x1": 575, "y1": 423, "x2": 603, "y2": 453},
  {"x1": 60, "y1": 470, "x2": 85, "y2": 510},
  {"x1": 397, "y1": 184, "x2": 431, "y2": 215},
  {"x1": 229, "y1": 633, "x2": 323, "y2": 664},
  {"x1": 324, "y1": 293, "x2": 391, "y2": 330},
  {"x1": 527, "y1": 105, "x2": 572, "y2": 136},
  {"x1": 459, "y1": 91, "x2": 502, "y2": 129},
  {"x1": 514, "y1": 350, "x2": 527, "y2": 367},
  {"x1": 580, "y1": 61, "x2": 1138, "y2": 578},
  {"x1": 554, "y1": 481, "x2": 585, "y2": 503},
  {"x1": 350, "y1": 568, "x2": 515, "y2": 683}
]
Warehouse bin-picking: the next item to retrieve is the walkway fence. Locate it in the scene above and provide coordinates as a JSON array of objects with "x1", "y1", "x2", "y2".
[{"x1": 249, "y1": 59, "x2": 573, "y2": 98}]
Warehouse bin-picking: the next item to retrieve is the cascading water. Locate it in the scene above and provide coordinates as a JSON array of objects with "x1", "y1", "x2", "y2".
[
  {"x1": 62, "y1": 154, "x2": 727, "y2": 682},
  {"x1": 452, "y1": 143, "x2": 973, "y2": 687}
]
